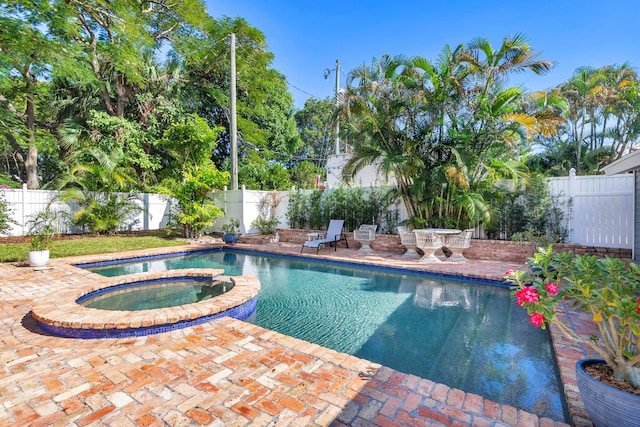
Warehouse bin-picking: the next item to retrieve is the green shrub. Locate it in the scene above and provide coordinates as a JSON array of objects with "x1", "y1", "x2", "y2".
[{"x1": 0, "y1": 193, "x2": 16, "y2": 235}]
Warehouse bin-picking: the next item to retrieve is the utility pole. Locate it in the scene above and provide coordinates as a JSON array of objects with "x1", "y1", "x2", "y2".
[
  {"x1": 334, "y1": 59, "x2": 340, "y2": 155},
  {"x1": 230, "y1": 33, "x2": 238, "y2": 190}
]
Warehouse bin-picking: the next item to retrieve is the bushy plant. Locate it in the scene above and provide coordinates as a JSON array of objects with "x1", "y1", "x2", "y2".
[
  {"x1": 505, "y1": 245, "x2": 640, "y2": 388},
  {"x1": 251, "y1": 216, "x2": 279, "y2": 235},
  {"x1": 221, "y1": 218, "x2": 240, "y2": 235},
  {"x1": 285, "y1": 186, "x2": 399, "y2": 233},
  {"x1": 488, "y1": 174, "x2": 569, "y2": 242},
  {"x1": 157, "y1": 164, "x2": 227, "y2": 239},
  {"x1": 0, "y1": 193, "x2": 16, "y2": 235},
  {"x1": 286, "y1": 189, "x2": 307, "y2": 229},
  {"x1": 27, "y1": 210, "x2": 57, "y2": 251},
  {"x1": 67, "y1": 191, "x2": 141, "y2": 234},
  {"x1": 251, "y1": 191, "x2": 281, "y2": 234}
]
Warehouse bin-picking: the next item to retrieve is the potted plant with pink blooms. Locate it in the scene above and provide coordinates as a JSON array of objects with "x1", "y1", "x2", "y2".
[{"x1": 504, "y1": 245, "x2": 639, "y2": 427}]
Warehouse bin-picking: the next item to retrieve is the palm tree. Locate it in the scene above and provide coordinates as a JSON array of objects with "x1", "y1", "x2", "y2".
[
  {"x1": 55, "y1": 147, "x2": 140, "y2": 234},
  {"x1": 459, "y1": 33, "x2": 554, "y2": 92},
  {"x1": 559, "y1": 67, "x2": 606, "y2": 173},
  {"x1": 340, "y1": 36, "x2": 553, "y2": 230},
  {"x1": 342, "y1": 54, "x2": 424, "y2": 222}
]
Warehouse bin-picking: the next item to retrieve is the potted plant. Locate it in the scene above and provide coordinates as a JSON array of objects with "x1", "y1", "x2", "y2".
[
  {"x1": 221, "y1": 218, "x2": 240, "y2": 244},
  {"x1": 504, "y1": 245, "x2": 640, "y2": 427},
  {"x1": 27, "y1": 210, "x2": 57, "y2": 267}
]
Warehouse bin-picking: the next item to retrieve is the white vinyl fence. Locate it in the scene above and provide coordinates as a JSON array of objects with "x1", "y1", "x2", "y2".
[
  {"x1": 211, "y1": 187, "x2": 290, "y2": 236},
  {"x1": 1, "y1": 171, "x2": 635, "y2": 250},
  {"x1": 0, "y1": 185, "x2": 172, "y2": 236},
  {"x1": 547, "y1": 169, "x2": 634, "y2": 249}
]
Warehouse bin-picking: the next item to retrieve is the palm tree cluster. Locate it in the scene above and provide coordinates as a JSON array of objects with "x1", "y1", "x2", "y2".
[
  {"x1": 527, "y1": 64, "x2": 640, "y2": 175},
  {"x1": 340, "y1": 34, "x2": 555, "y2": 229}
]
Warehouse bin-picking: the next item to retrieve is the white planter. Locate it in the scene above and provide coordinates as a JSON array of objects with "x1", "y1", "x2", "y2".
[{"x1": 28, "y1": 250, "x2": 50, "y2": 267}]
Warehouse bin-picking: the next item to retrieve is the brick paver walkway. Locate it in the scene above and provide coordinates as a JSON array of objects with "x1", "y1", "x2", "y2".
[{"x1": 0, "y1": 242, "x2": 595, "y2": 426}]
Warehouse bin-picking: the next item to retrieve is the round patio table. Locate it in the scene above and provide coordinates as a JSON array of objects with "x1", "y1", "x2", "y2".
[{"x1": 416, "y1": 228, "x2": 461, "y2": 260}]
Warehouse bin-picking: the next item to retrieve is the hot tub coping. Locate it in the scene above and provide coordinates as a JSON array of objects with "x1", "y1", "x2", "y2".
[{"x1": 31, "y1": 268, "x2": 260, "y2": 336}]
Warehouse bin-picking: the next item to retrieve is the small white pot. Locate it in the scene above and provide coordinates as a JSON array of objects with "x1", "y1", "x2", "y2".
[{"x1": 28, "y1": 250, "x2": 50, "y2": 267}]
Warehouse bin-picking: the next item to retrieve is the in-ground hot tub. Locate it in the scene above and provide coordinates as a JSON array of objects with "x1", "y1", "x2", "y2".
[{"x1": 31, "y1": 269, "x2": 260, "y2": 338}]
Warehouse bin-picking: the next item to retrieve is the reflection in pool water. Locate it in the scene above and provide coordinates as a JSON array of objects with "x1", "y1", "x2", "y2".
[{"x1": 88, "y1": 249, "x2": 568, "y2": 422}]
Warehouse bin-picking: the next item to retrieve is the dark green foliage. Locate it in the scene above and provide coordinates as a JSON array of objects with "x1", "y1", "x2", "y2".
[
  {"x1": 0, "y1": 193, "x2": 16, "y2": 235},
  {"x1": 239, "y1": 160, "x2": 291, "y2": 191},
  {"x1": 155, "y1": 117, "x2": 228, "y2": 238},
  {"x1": 67, "y1": 192, "x2": 141, "y2": 235},
  {"x1": 487, "y1": 174, "x2": 569, "y2": 244},
  {"x1": 285, "y1": 187, "x2": 399, "y2": 234},
  {"x1": 285, "y1": 189, "x2": 307, "y2": 229}
]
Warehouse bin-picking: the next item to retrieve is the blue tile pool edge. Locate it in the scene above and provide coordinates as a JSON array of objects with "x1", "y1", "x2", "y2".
[
  {"x1": 77, "y1": 246, "x2": 509, "y2": 288},
  {"x1": 36, "y1": 296, "x2": 257, "y2": 339}
]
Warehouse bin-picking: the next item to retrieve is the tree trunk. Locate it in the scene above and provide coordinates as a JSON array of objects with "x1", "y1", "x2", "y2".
[{"x1": 24, "y1": 76, "x2": 40, "y2": 189}]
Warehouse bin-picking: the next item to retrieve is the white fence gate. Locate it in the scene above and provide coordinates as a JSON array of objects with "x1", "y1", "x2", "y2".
[{"x1": 547, "y1": 169, "x2": 634, "y2": 248}]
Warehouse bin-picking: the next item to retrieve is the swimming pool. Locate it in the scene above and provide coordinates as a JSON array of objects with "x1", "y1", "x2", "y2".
[{"x1": 86, "y1": 248, "x2": 568, "y2": 422}]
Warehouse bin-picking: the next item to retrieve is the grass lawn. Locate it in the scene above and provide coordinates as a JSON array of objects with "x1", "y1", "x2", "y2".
[{"x1": 0, "y1": 233, "x2": 189, "y2": 263}]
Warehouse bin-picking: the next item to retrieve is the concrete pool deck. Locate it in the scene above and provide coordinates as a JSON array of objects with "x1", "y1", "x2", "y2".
[{"x1": 0, "y1": 242, "x2": 597, "y2": 426}]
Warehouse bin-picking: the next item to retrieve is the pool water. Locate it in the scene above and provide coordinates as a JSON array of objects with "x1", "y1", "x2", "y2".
[
  {"x1": 79, "y1": 278, "x2": 234, "y2": 311},
  {"x1": 88, "y1": 249, "x2": 567, "y2": 421}
]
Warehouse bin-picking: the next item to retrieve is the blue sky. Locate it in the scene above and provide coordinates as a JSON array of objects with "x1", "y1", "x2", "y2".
[{"x1": 207, "y1": 1, "x2": 640, "y2": 109}]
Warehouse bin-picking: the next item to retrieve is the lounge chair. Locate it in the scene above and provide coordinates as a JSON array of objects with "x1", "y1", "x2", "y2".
[
  {"x1": 301, "y1": 220, "x2": 349, "y2": 254},
  {"x1": 444, "y1": 228, "x2": 474, "y2": 262},
  {"x1": 353, "y1": 224, "x2": 377, "y2": 254},
  {"x1": 397, "y1": 226, "x2": 420, "y2": 259}
]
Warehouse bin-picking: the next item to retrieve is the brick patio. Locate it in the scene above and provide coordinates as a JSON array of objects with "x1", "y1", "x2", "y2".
[{"x1": 0, "y1": 242, "x2": 596, "y2": 426}]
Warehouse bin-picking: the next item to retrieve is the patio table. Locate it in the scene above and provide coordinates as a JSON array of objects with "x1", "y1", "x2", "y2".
[{"x1": 415, "y1": 228, "x2": 461, "y2": 260}]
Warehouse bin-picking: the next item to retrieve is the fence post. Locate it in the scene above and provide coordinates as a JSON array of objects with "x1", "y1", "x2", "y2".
[
  {"x1": 143, "y1": 193, "x2": 149, "y2": 230},
  {"x1": 568, "y1": 168, "x2": 576, "y2": 243},
  {"x1": 223, "y1": 186, "x2": 227, "y2": 217},
  {"x1": 21, "y1": 183, "x2": 27, "y2": 235},
  {"x1": 241, "y1": 185, "x2": 246, "y2": 236}
]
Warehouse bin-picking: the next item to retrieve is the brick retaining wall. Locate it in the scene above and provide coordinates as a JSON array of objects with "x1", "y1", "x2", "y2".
[{"x1": 256, "y1": 228, "x2": 632, "y2": 263}]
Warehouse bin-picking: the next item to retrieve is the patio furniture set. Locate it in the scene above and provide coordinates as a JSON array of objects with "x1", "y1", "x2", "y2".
[{"x1": 301, "y1": 220, "x2": 473, "y2": 262}]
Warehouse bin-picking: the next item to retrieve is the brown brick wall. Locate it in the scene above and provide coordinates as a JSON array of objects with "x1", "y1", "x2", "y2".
[{"x1": 266, "y1": 228, "x2": 633, "y2": 263}]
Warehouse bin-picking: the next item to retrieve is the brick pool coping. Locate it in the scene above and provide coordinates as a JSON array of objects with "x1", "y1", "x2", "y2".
[
  {"x1": 31, "y1": 269, "x2": 260, "y2": 337},
  {"x1": 0, "y1": 242, "x2": 596, "y2": 426}
]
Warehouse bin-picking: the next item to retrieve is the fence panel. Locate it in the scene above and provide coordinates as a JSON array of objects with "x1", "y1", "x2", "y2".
[
  {"x1": 547, "y1": 170, "x2": 633, "y2": 248},
  {"x1": 0, "y1": 186, "x2": 173, "y2": 237},
  {"x1": 2, "y1": 172, "x2": 635, "y2": 250}
]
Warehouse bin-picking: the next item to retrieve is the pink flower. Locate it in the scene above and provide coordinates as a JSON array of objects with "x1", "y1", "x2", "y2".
[
  {"x1": 504, "y1": 270, "x2": 514, "y2": 277},
  {"x1": 529, "y1": 312, "x2": 545, "y2": 327},
  {"x1": 637, "y1": 297, "x2": 640, "y2": 314},
  {"x1": 515, "y1": 286, "x2": 539, "y2": 306},
  {"x1": 545, "y1": 282, "x2": 560, "y2": 295}
]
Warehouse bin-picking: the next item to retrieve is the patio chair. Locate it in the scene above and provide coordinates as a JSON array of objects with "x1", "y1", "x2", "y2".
[
  {"x1": 301, "y1": 220, "x2": 348, "y2": 254},
  {"x1": 353, "y1": 224, "x2": 377, "y2": 254},
  {"x1": 414, "y1": 230, "x2": 443, "y2": 263},
  {"x1": 444, "y1": 228, "x2": 474, "y2": 262},
  {"x1": 397, "y1": 226, "x2": 420, "y2": 259}
]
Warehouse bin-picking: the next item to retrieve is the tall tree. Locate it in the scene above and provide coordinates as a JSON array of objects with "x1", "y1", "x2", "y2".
[
  {"x1": 0, "y1": 2, "x2": 63, "y2": 188},
  {"x1": 341, "y1": 35, "x2": 553, "y2": 229},
  {"x1": 176, "y1": 17, "x2": 301, "y2": 177}
]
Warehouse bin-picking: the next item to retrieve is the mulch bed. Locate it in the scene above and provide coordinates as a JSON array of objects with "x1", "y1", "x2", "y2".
[{"x1": 584, "y1": 363, "x2": 640, "y2": 395}]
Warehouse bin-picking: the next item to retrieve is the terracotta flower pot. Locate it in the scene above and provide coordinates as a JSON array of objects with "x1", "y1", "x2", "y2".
[{"x1": 576, "y1": 359, "x2": 640, "y2": 427}]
